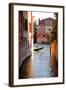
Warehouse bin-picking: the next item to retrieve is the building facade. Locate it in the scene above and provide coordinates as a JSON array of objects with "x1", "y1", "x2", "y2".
[
  {"x1": 37, "y1": 18, "x2": 55, "y2": 44},
  {"x1": 19, "y1": 11, "x2": 34, "y2": 67}
]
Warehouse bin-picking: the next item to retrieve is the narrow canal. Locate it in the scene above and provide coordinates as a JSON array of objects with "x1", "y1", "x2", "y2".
[{"x1": 19, "y1": 44, "x2": 58, "y2": 79}]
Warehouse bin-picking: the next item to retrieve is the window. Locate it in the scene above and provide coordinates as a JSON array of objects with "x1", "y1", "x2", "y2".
[
  {"x1": 43, "y1": 35, "x2": 45, "y2": 37},
  {"x1": 24, "y1": 19, "x2": 27, "y2": 30}
]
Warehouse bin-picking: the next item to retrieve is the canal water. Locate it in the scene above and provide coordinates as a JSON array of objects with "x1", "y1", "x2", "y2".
[{"x1": 19, "y1": 44, "x2": 58, "y2": 79}]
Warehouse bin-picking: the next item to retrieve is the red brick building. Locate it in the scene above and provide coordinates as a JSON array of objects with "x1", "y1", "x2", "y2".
[{"x1": 37, "y1": 18, "x2": 55, "y2": 44}]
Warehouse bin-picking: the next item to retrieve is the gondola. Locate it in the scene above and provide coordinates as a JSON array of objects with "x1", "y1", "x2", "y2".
[{"x1": 34, "y1": 47, "x2": 44, "y2": 51}]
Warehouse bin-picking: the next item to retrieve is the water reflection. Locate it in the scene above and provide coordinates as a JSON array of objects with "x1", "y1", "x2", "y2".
[
  {"x1": 19, "y1": 44, "x2": 58, "y2": 79},
  {"x1": 51, "y1": 55, "x2": 58, "y2": 77},
  {"x1": 33, "y1": 44, "x2": 51, "y2": 77},
  {"x1": 19, "y1": 56, "x2": 34, "y2": 79}
]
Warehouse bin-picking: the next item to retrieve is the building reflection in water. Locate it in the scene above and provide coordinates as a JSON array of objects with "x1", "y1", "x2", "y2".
[
  {"x1": 51, "y1": 55, "x2": 58, "y2": 77},
  {"x1": 19, "y1": 56, "x2": 34, "y2": 79}
]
